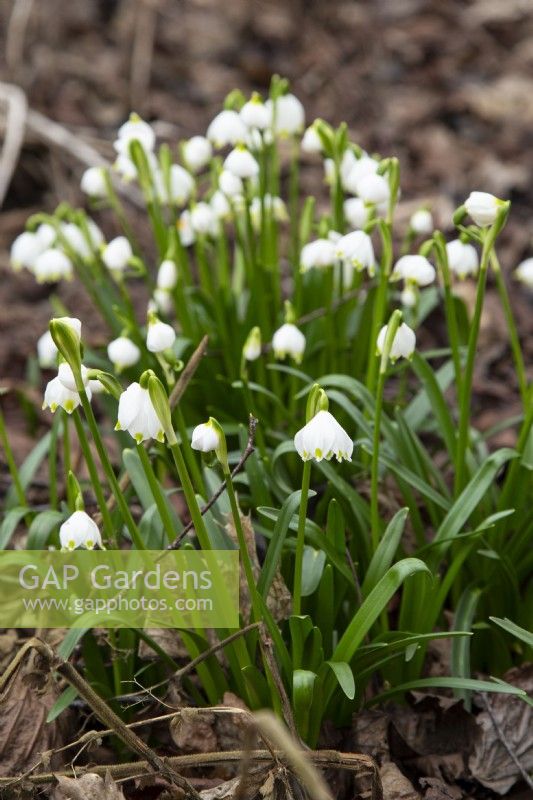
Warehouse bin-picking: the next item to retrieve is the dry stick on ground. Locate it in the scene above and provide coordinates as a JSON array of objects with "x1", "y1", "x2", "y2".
[
  {"x1": 167, "y1": 414, "x2": 258, "y2": 550},
  {"x1": 0, "y1": 637, "x2": 202, "y2": 799},
  {"x1": 94, "y1": 335, "x2": 209, "y2": 527},
  {"x1": 130, "y1": 0, "x2": 158, "y2": 112},
  {"x1": 5, "y1": 0, "x2": 34, "y2": 73},
  {"x1": 0, "y1": 82, "x2": 28, "y2": 207}
]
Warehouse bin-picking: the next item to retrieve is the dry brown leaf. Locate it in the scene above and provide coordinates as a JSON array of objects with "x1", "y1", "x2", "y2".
[
  {"x1": 52, "y1": 771, "x2": 125, "y2": 800},
  {"x1": 380, "y1": 762, "x2": 421, "y2": 800}
]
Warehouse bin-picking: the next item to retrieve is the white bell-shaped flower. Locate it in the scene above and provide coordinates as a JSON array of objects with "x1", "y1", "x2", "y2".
[
  {"x1": 300, "y1": 238, "x2": 337, "y2": 272},
  {"x1": 294, "y1": 410, "x2": 353, "y2": 463},
  {"x1": 191, "y1": 421, "x2": 220, "y2": 453},
  {"x1": 219, "y1": 169, "x2": 243, "y2": 197},
  {"x1": 266, "y1": 94, "x2": 305, "y2": 136},
  {"x1": 377, "y1": 322, "x2": 416, "y2": 362},
  {"x1": 114, "y1": 114, "x2": 155, "y2": 155},
  {"x1": 401, "y1": 285, "x2": 418, "y2": 308},
  {"x1": 157, "y1": 259, "x2": 178, "y2": 291},
  {"x1": 272, "y1": 323, "x2": 306, "y2": 363},
  {"x1": 356, "y1": 173, "x2": 390, "y2": 207},
  {"x1": 81, "y1": 166, "x2": 107, "y2": 198},
  {"x1": 446, "y1": 239, "x2": 479, "y2": 279},
  {"x1": 35, "y1": 223, "x2": 57, "y2": 249},
  {"x1": 167, "y1": 164, "x2": 195, "y2": 206},
  {"x1": 223, "y1": 146, "x2": 259, "y2": 179},
  {"x1": 343, "y1": 154, "x2": 379, "y2": 195},
  {"x1": 178, "y1": 210, "x2": 195, "y2": 246},
  {"x1": 211, "y1": 190, "x2": 231, "y2": 220},
  {"x1": 114, "y1": 154, "x2": 138, "y2": 182},
  {"x1": 335, "y1": 230, "x2": 375, "y2": 273},
  {"x1": 10, "y1": 231, "x2": 43, "y2": 272},
  {"x1": 240, "y1": 96, "x2": 271, "y2": 130},
  {"x1": 33, "y1": 249, "x2": 73, "y2": 283},
  {"x1": 107, "y1": 336, "x2": 141, "y2": 371},
  {"x1": 58, "y1": 362, "x2": 90, "y2": 392},
  {"x1": 190, "y1": 202, "x2": 217, "y2": 236},
  {"x1": 42, "y1": 375, "x2": 90, "y2": 414},
  {"x1": 410, "y1": 208, "x2": 433, "y2": 234},
  {"x1": 207, "y1": 109, "x2": 247, "y2": 148},
  {"x1": 343, "y1": 197, "x2": 369, "y2": 230},
  {"x1": 183, "y1": 136, "x2": 213, "y2": 173},
  {"x1": 146, "y1": 317, "x2": 176, "y2": 353},
  {"x1": 464, "y1": 191, "x2": 503, "y2": 227},
  {"x1": 117, "y1": 382, "x2": 164, "y2": 443},
  {"x1": 102, "y1": 236, "x2": 133, "y2": 272},
  {"x1": 249, "y1": 194, "x2": 287, "y2": 230},
  {"x1": 152, "y1": 288, "x2": 173, "y2": 315},
  {"x1": 55, "y1": 316, "x2": 82, "y2": 340},
  {"x1": 60, "y1": 510, "x2": 102, "y2": 551},
  {"x1": 515, "y1": 257, "x2": 533, "y2": 288},
  {"x1": 301, "y1": 124, "x2": 322, "y2": 154},
  {"x1": 392, "y1": 255, "x2": 435, "y2": 287},
  {"x1": 37, "y1": 331, "x2": 58, "y2": 369}
]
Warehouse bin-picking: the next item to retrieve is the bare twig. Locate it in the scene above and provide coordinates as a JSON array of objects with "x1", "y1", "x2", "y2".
[
  {"x1": 259, "y1": 625, "x2": 299, "y2": 741},
  {"x1": 94, "y1": 335, "x2": 209, "y2": 526},
  {"x1": 0, "y1": 82, "x2": 28, "y2": 207},
  {"x1": 5, "y1": 0, "x2": 34, "y2": 73},
  {"x1": 130, "y1": 0, "x2": 158, "y2": 111},
  {"x1": 167, "y1": 414, "x2": 258, "y2": 549}
]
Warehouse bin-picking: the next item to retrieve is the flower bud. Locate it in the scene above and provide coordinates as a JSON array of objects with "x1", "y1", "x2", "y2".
[
  {"x1": 107, "y1": 336, "x2": 141, "y2": 371},
  {"x1": 102, "y1": 236, "x2": 133, "y2": 272},
  {"x1": 410, "y1": 208, "x2": 433, "y2": 235},
  {"x1": 446, "y1": 239, "x2": 479, "y2": 279},
  {"x1": 243, "y1": 326, "x2": 261, "y2": 361},
  {"x1": 49, "y1": 318, "x2": 82, "y2": 374},
  {"x1": 183, "y1": 136, "x2": 213, "y2": 173},
  {"x1": 464, "y1": 191, "x2": 505, "y2": 227},
  {"x1": 146, "y1": 316, "x2": 176, "y2": 353},
  {"x1": 157, "y1": 259, "x2": 178, "y2": 291},
  {"x1": 515, "y1": 257, "x2": 533, "y2": 288},
  {"x1": 37, "y1": 331, "x2": 58, "y2": 369},
  {"x1": 80, "y1": 166, "x2": 107, "y2": 198},
  {"x1": 146, "y1": 372, "x2": 176, "y2": 444}
]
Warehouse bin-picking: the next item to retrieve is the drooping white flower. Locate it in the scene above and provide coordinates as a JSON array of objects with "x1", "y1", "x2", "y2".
[
  {"x1": 178, "y1": 210, "x2": 195, "y2": 246},
  {"x1": 240, "y1": 96, "x2": 271, "y2": 130},
  {"x1": 464, "y1": 191, "x2": 503, "y2": 227},
  {"x1": 343, "y1": 154, "x2": 380, "y2": 195},
  {"x1": 89, "y1": 379, "x2": 105, "y2": 394},
  {"x1": 114, "y1": 114, "x2": 155, "y2": 156},
  {"x1": 42, "y1": 375, "x2": 90, "y2": 414},
  {"x1": 294, "y1": 410, "x2": 353, "y2": 463},
  {"x1": 81, "y1": 166, "x2": 107, "y2": 198},
  {"x1": 249, "y1": 194, "x2": 287, "y2": 230},
  {"x1": 58, "y1": 362, "x2": 90, "y2": 392},
  {"x1": 114, "y1": 154, "x2": 138, "y2": 182},
  {"x1": 102, "y1": 236, "x2": 133, "y2": 272},
  {"x1": 300, "y1": 239, "x2": 337, "y2": 272},
  {"x1": 191, "y1": 421, "x2": 220, "y2": 453},
  {"x1": 10, "y1": 231, "x2": 43, "y2": 272},
  {"x1": 190, "y1": 202, "x2": 217, "y2": 236},
  {"x1": 301, "y1": 123, "x2": 322, "y2": 154},
  {"x1": 146, "y1": 317, "x2": 176, "y2": 353},
  {"x1": 266, "y1": 93, "x2": 305, "y2": 136},
  {"x1": 410, "y1": 208, "x2": 433, "y2": 235},
  {"x1": 223, "y1": 146, "x2": 259, "y2": 179},
  {"x1": 272, "y1": 323, "x2": 306, "y2": 363},
  {"x1": 392, "y1": 255, "x2": 435, "y2": 287},
  {"x1": 401, "y1": 285, "x2": 418, "y2": 308},
  {"x1": 207, "y1": 109, "x2": 247, "y2": 148},
  {"x1": 166, "y1": 164, "x2": 195, "y2": 206},
  {"x1": 219, "y1": 169, "x2": 243, "y2": 197},
  {"x1": 377, "y1": 322, "x2": 416, "y2": 362},
  {"x1": 152, "y1": 288, "x2": 173, "y2": 315},
  {"x1": 343, "y1": 197, "x2": 369, "y2": 230},
  {"x1": 37, "y1": 331, "x2": 58, "y2": 369},
  {"x1": 356, "y1": 173, "x2": 390, "y2": 207},
  {"x1": 60, "y1": 510, "x2": 102, "y2": 551},
  {"x1": 59, "y1": 222, "x2": 91, "y2": 260},
  {"x1": 117, "y1": 382, "x2": 164, "y2": 443},
  {"x1": 157, "y1": 259, "x2": 178, "y2": 291},
  {"x1": 35, "y1": 223, "x2": 57, "y2": 249},
  {"x1": 243, "y1": 327, "x2": 261, "y2": 361},
  {"x1": 183, "y1": 135, "x2": 213, "y2": 173},
  {"x1": 107, "y1": 336, "x2": 141, "y2": 371},
  {"x1": 335, "y1": 230, "x2": 375, "y2": 273},
  {"x1": 515, "y1": 257, "x2": 533, "y2": 288},
  {"x1": 446, "y1": 239, "x2": 479, "y2": 279},
  {"x1": 210, "y1": 190, "x2": 231, "y2": 220},
  {"x1": 33, "y1": 249, "x2": 73, "y2": 283}
]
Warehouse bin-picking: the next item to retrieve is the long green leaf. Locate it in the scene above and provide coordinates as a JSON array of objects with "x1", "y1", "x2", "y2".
[{"x1": 362, "y1": 508, "x2": 409, "y2": 597}]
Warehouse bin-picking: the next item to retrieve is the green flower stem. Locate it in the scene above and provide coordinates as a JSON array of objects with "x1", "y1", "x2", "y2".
[
  {"x1": 137, "y1": 444, "x2": 176, "y2": 544},
  {"x1": 223, "y1": 466, "x2": 262, "y2": 622},
  {"x1": 491, "y1": 251, "x2": 528, "y2": 406},
  {"x1": 48, "y1": 414, "x2": 60, "y2": 511},
  {"x1": 289, "y1": 137, "x2": 301, "y2": 268},
  {"x1": 498, "y1": 399, "x2": 533, "y2": 513},
  {"x1": 174, "y1": 407, "x2": 206, "y2": 498},
  {"x1": 332, "y1": 160, "x2": 344, "y2": 233},
  {"x1": 365, "y1": 221, "x2": 393, "y2": 393},
  {"x1": 454, "y1": 234, "x2": 492, "y2": 495},
  {"x1": 103, "y1": 173, "x2": 142, "y2": 256},
  {"x1": 370, "y1": 309, "x2": 402, "y2": 551},
  {"x1": 78, "y1": 390, "x2": 144, "y2": 549},
  {"x1": 168, "y1": 441, "x2": 211, "y2": 551},
  {"x1": 63, "y1": 413, "x2": 73, "y2": 509},
  {"x1": 72, "y1": 411, "x2": 115, "y2": 544},
  {"x1": 293, "y1": 459, "x2": 312, "y2": 616},
  {"x1": 434, "y1": 235, "x2": 462, "y2": 399},
  {"x1": 0, "y1": 405, "x2": 26, "y2": 508}
]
